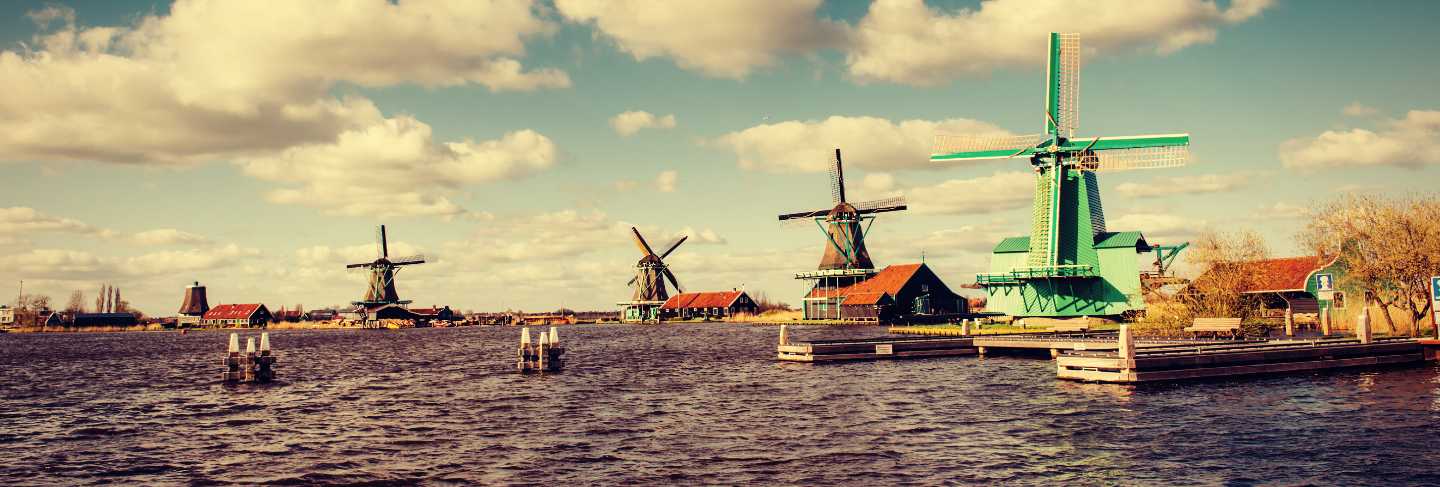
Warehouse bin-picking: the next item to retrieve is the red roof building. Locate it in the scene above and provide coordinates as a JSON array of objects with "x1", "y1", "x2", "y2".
[
  {"x1": 660, "y1": 290, "x2": 758, "y2": 320},
  {"x1": 803, "y1": 263, "x2": 967, "y2": 322},
  {"x1": 201, "y1": 304, "x2": 271, "y2": 328}
]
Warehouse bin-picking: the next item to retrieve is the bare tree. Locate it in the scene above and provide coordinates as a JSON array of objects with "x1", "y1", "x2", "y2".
[
  {"x1": 66, "y1": 291, "x2": 85, "y2": 313},
  {"x1": 1300, "y1": 194, "x2": 1440, "y2": 336},
  {"x1": 1140, "y1": 230, "x2": 1270, "y2": 336}
]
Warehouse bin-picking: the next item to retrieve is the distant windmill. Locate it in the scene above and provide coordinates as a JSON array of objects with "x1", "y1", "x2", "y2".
[
  {"x1": 778, "y1": 148, "x2": 907, "y2": 270},
  {"x1": 931, "y1": 33, "x2": 1191, "y2": 318},
  {"x1": 627, "y1": 227, "x2": 686, "y2": 302},
  {"x1": 347, "y1": 225, "x2": 426, "y2": 306}
]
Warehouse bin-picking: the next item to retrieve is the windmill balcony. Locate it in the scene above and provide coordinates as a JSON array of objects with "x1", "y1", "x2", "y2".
[{"x1": 977, "y1": 264, "x2": 1098, "y2": 285}]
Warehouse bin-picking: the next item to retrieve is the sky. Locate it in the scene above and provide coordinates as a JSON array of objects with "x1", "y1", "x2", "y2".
[{"x1": 2, "y1": 0, "x2": 1439, "y2": 315}]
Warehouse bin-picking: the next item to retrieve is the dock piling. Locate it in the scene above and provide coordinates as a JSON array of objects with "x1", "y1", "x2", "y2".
[
  {"x1": 1321, "y1": 308, "x2": 1332, "y2": 336},
  {"x1": 518, "y1": 325, "x2": 565, "y2": 373},
  {"x1": 228, "y1": 333, "x2": 239, "y2": 354},
  {"x1": 222, "y1": 333, "x2": 276, "y2": 384},
  {"x1": 961, "y1": 320, "x2": 971, "y2": 336},
  {"x1": 778, "y1": 324, "x2": 789, "y2": 346},
  {"x1": 1284, "y1": 309, "x2": 1294, "y2": 337},
  {"x1": 1357, "y1": 308, "x2": 1372, "y2": 344}
]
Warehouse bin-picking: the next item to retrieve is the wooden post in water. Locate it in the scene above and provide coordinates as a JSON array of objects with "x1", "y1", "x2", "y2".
[
  {"x1": 778, "y1": 324, "x2": 789, "y2": 346},
  {"x1": 255, "y1": 332, "x2": 276, "y2": 383},
  {"x1": 222, "y1": 333, "x2": 241, "y2": 382},
  {"x1": 1284, "y1": 308, "x2": 1294, "y2": 337},
  {"x1": 517, "y1": 327, "x2": 532, "y2": 371},
  {"x1": 518, "y1": 326, "x2": 565, "y2": 373},
  {"x1": 1117, "y1": 323, "x2": 1136, "y2": 381},
  {"x1": 1357, "y1": 308, "x2": 1372, "y2": 344},
  {"x1": 1320, "y1": 307, "x2": 1332, "y2": 336},
  {"x1": 961, "y1": 319, "x2": 971, "y2": 336}
]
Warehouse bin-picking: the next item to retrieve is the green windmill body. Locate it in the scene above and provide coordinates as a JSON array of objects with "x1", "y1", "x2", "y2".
[{"x1": 931, "y1": 33, "x2": 1191, "y2": 318}]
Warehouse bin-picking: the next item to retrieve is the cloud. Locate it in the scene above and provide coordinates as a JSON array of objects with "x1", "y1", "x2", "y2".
[
  {"x1": 0, "y1": 1, "x2": 566, "y2": 165},
  {"x1": 131, "y1": 228, "x2": 211, "y2": 246},
  {"x1": 1342, "y1": 102, "x2": 1378, "y2": 117},
  {"x1": 610, "y1": 111, "x2": 677, "y2": 136},
  {"x1": 0, "y1": 207, "x2": 104, "y2": 236},
  {"x1": 1109, "y1": 212, "x2": 1207, "y2": 242},
  {"x1": 239, "y1": 117, "x2": 558, "y2": 217},
  {"x1": 556, "y1": 0, "x2": 846, "y2": 79},
  {"x1": 655, "y1": 170, "x2": 679, "y2": 192},
  {"x1": 0, "y1": 244, "x2": 259, "y2": 280},
  {"x1": 1248, "y1": 202, "x2": 1308, "y2": 220},
  {"x1": 846, "y1": 0, "x2": 1273, "y2": 86},
  {"x1": 904, "y1": 171, "x2": 1036, "y2": 215},
  {"x1": 716, "y1": 116, "x2": 1010, "y2": 172},
  {"x1": 1113, "y1": 173, "x2": 1250, "y2": 198},
  {"x1": 1279, "y1": 110, "x2": 1440, "y2": 169},
  {"x1": 666, "y1": 226, "x2": 727, "y2": 246},
  {"x1": 447, "y1": 210, "x2": 626, "y2": 263}
]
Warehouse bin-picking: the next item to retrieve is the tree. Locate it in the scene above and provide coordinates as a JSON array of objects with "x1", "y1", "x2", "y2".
[
  {"x1": 1183, "y1": 229, "x2": 1272, "y2": 320},
  {"x1": 66, "y1": 291, "x2": 86, "y2": 313},
  {"x1": 1300, "y1": 194, "x2": 1440, "y2": 336}
]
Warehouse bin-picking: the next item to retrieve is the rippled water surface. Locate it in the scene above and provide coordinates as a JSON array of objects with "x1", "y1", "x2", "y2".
[{"x1": 3, "y1": 324, "x2": 1439, "y2": 485}]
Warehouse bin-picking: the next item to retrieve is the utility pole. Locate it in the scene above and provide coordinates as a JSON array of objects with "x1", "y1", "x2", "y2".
[{"x1": 16, "y1": 280, "x2": 22, "y2": 309}]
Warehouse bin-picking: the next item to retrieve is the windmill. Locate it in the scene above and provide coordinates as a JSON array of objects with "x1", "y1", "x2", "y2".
[
  {"x1": 628, "y1": 227, "x2": 687, "y2": 302},
  {"x1": 778, "y1": 148, "x2": 907, "y2": 270},
  {"x1": 931, "y1": 33, "x2": 1191, "y2": 318},
  {"x1": 346, "y1": 225, "x2": 426, "y2": 307},
  {"x1": 778, "y1": 148, "x2": 907, "y2": 319}
]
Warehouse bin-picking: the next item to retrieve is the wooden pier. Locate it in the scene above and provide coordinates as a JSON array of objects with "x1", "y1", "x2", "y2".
[
  {"x1": 1057, "y1": 326, "x2": 1440, "y2": 383},
  {"x1": 776, "y1": 325, "x2": 976, "y2": 362}
]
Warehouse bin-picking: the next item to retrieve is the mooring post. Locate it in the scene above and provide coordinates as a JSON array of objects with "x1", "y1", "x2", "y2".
[
  {"x1": 537, "y1": 331, "x2": 548, "y2": 371},
  {"x1": 1118, "y1": 323, "x2": 1135, "y2": 364},
  {"x1": 549, "y1": 326, "x2": 559, "y2": 346},
  {"x1": 518, "y1": 327, "x2": 532, "y2": 371},
  {"x1": 1284, "y1": 308, "x2": 1294, "y2": 337},
  {"x1": 962, "y1": 319, "x2": 971, "y2": 336},
  {"x1": 1050, "y1": 348, "x2": 1060, "y2": 359},
  {"x1": 1357, "y1": 308, "x2": 1372, "y2": 344},
  {"x1": 222, "y1": 333, "x2": 241, "y2": 382},
  {"x1": 778, "y1": 324, "x2": 789, "y2": 346},
  {"x1": 1321, "y1": 307, "x2": 1332, "y2": 336},
  {"x1": 256, "y1": 332, "x2": 275, "y2": 383}
]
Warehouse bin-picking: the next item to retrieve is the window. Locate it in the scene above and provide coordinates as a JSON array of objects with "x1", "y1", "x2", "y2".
[{"x1": 1332, "y1": 291, "x2": 1346, "y2": 309}]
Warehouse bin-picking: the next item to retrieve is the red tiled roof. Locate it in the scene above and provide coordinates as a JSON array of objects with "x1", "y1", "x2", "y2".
[
  {"x1": 806, "y1": 263, "x2": 925, "y2": 299},
  {"x1": 662, "y1": 291, "x2": 744, "y2": 309},
  {"x1": 841, "y1": 292, "x2": 890, "y2": 306},
  {"x1": 1195, "y1": 256, "x2": 1330, "y2": 293},
  {"x1": 203, "y1": 304, "x2": 264, "y2": 320}
]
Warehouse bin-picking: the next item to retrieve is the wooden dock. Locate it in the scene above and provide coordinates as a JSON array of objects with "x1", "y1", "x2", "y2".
[
  {"x1": 776, "y1": 325, "x2": 976, "y2": 362},
  {"x1": 1058, "y1": 328, "x2": 1438, "y2": 383}
]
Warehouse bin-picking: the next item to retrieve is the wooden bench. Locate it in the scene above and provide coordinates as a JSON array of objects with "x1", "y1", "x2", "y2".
[
  {"x1": 1051, "y1": 322, "x2": 1091, "y2": 333},
  {"x1": 1184, "y1": 317, "x2": 1242, "y2": 339}
]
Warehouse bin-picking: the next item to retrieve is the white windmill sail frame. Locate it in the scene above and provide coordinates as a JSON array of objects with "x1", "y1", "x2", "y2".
[
  {"x1": 931, "y1": 133, "x2": 1045, "y2": 158},
  {"x1": 1055, "y1": 33, "x2": 1081, "y2": 138},
  {"x1": 1074, "y1": 145, "x2": 1191, "y2": 172}
]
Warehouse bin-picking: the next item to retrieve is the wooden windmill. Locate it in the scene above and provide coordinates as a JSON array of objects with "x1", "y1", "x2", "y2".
[
  {"x1": 778, "y1": 148, "x2": 907, "y2": 271},
  {"x1": 931, "y1": 33, "x2": 1191, "y2": 318},
  {"x1": 628, "y1": 227, "x2": 686, "y2": 302},
  {"x1": 347, "y1": 225, "x2": 426, "y2": 307}
]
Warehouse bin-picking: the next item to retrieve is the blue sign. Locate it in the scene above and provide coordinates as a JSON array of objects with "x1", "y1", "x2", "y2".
[
  {"x1": 1316, "y1": 273, "x2": 1335, "y2": 292},
  {"x1": 1432, "y1": 276, "x2": 1440, "y2": 303}
]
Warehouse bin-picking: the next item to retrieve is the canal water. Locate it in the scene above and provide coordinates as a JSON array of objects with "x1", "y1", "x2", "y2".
[{"x1": 2, "y1": 324, "x2": 1438, "y2": 485}]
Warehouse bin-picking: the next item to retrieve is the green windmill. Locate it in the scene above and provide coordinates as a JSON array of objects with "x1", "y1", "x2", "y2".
[{"x1": 930, "y1": 33, "x2": 1191, "y2": 318}]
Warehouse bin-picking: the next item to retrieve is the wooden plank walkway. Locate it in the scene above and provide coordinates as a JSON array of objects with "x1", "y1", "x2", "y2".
[
  {"x1": 1058, "y1": 333, "x2": 1434, "y2": 383},
  {"x1": 778, "y1": 334, "x2": 977, "y2": 362}
]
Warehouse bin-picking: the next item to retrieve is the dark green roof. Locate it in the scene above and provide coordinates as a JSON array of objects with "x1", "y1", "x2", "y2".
[{"x1": 991, "y1": 231, "x2": 1149, "y2": 254}]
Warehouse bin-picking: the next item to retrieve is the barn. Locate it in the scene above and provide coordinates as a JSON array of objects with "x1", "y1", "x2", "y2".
[
  {"x1": 72, "y1": 313, "x2": 139, "y2": 328},
  {"x1": 804, "y1": 263, "x2": 967, "y2": 322},
  {"x1": 660, "y1": 290, "x2": 758, "y2": 320},
  {"x1": 201, "y1": 304, "x2": 272, "y2": 328}
]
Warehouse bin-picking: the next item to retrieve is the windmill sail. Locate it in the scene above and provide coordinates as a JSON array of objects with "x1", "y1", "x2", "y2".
[
  {"x1": 1074, "y1": 144, "x2": 1190, "y2": 172},
  {"x1": 1052, "y1": 33, "x2": 1081, "y2": 137},
  {"x1": 931, "y1": 133, "x2": 1046, "y2": 161}
]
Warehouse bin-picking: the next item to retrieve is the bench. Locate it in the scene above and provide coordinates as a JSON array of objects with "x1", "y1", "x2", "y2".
[
  {"x1": 1184, "y1": 317, "x2": 1243, "y2": 339},
  {"x1": 1051, "y1": 322, "x2": 1091, "y2": 333}
]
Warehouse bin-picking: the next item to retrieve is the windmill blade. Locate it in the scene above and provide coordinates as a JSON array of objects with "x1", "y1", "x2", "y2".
[
  {"x1": 630, "y1": 227, "x2": 656, "y2": 256},
  {"x1": 345, "y1": 263, "x2": 370, "y2": 270},
  {"x1": 378, "y1": 225, "x2": 389, "y2": 258},
  {"x1": 828, "y1": 148, "x2": 846, "y2": 204},
  {"x1": 659, "y1": 235, "x2": 687, "y2": 259},
  {"x1": 777, "y1": 208, "x2": 830, "y2": 222},
  {"x1": 1053, "y1": 33, "x2": 1081, "y2": 138},
  {"x1": 627, "y1": 274, "x2": 638, "y2": 286},
  {"x1": 853, "y1": 196, "x2": 907, "y2": 215},
  {"x1": 1072, "y1": 145, "x2": 1190, "y2": 172},
  {"x1": 662, "y1": 267, "x2": 682, "y2": 294},
  {"x1": 931, "y1": 133, "x2": 1046, "y2": 162},
  {"x1": 390, "y1": 254, "x2": 426, "y2": 266}
]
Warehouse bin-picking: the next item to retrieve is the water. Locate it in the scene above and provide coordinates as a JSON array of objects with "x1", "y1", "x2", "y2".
[{"x1": 2, "y1": 324, "x2": 1439, "y2": 486}]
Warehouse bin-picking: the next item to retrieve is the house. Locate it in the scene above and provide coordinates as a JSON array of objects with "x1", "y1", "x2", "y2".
[
  {"x1": 1191, "y1": 255, "x2": 1393, "y2": 331},
  {"x1": 303, "y1": 309, "x2": 339, "y2": 322},
  {"x1": 201, "y1": 304, "x2": 272, "y2": 328},
  {"x1": 34, "y1": 309, "x2": 62, "y2": 328},
  {"x1": 804, "y1": 263, "x2": 967, "y2": 322},
  {"x1": 660, "y1": 290, "x2": 759, "y2": 320},
  {"x1": 273, "y1": 310, "x2": 303, "y2": 322},
  {"x1": 411, "y1": 306, "x2": 460, "y2": 321},
  {"x1": 0, "y1": 305, "x2": 12, "y2": 325},
  {"x1": 73, "y1": 313, "x2": 139, "y2": 328}
]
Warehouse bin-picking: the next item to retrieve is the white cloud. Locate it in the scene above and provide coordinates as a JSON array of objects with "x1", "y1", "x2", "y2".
[
  {"x1": 447, "y1": 210, "x2": 626, "y2": 263},
  {"x1": 846, "y1": 0, "x2": 1272, "y2": 86},
  {"x1": 556, "y1": 0, "x2": 845, "y2": 79},
  {"x1": 240, "y1": 117, "x2": 558, "y2": 217},
  {"x1": 716, "y1": 116, "x2": 1010, "y2": 172},
  {"x1": 1109, "y1": 212, "x2": 1207, "y2": 242},
  {"x1": 1342, "y1": 102, "x2": 1378, "y2": 117},
  {"x1": 666, "y1": 226, "x2": 727, "y2": 246},
  {"x1": 655, "y1": 170, "x2": 679, "y2": 192},
  {"x1": 905, "y1": 171, "x2": 1036, "y2": 215},
  {"x1": 861, "y1": 173, "x2": 897, "y2": 193},
  {"x1": 0, "y1": 1, "x2": 566, "y2": 165},
  {"x1": 0, "y1": 244, "x2": 259, "y2": 281},
  {"x1": 131, "y1": 228, "x2": 211, "y2": 246},
  {"x1": 1249, "y1": 202, "x2": 1308, "y2": 220},
  {"x1": 1114, "y1": 173, "x2": 1250, "y2": 198},
  {"x1": 0, "y1": 207, "x2": 103, "y2": 236},
  {"x1": 610, "y1": 111, "x2": 678, "y2": 136},
  {"x1": 1280, "y1": 110, "x2": 1440, "y2": 169}
]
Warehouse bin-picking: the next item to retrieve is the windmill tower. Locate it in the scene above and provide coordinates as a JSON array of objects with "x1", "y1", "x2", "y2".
[
  {"x1": 931, "y1": 33, "x2": 1191, "y2": 318},
  {"x1": 346, "y1": 225, "x2": 426, "y2": 307},
  {"x1": 778, "y1": 148, "x2": 907, "y2": 319},
  {"x1": 619, "y1": 227, "x2": 686, "y2": 322},
  {"x1": 178, "y1": 281, "x2": 209, "y2": 327}
]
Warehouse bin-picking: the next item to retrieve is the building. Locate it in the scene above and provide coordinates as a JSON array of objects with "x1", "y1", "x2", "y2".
[
  {"x1": 804, "y1": 263, "x2": 967, "y2": 322},
  {"x1": 34, "y1": 309, "x2": 62, "y2": 328},
  {"x1": 1189, "y1": 255, "x2": 1401, "y2": 331},
  {"x1": 660, "y1": 290, "x2": 758, "y2": 320},
  {"x1": 980, "y1": 231, "x2": 1152, "y2": 318},
  {"x1": 303, "y1": 309, "x2": 339, "y2": 322},
  {"x1": 201, "y1": 304, "x2": 272, "y2": 328},
  {"x1": 73, "y1": 313, "x2": 140, "y2": 328},
  {"x1": 177, "y1": 281, "x2": 210, "y2": 328},
  {"x1": 411, "y1": 306, "x2": 460, "y2": 322},
  {"x1": 273, "y1": 309, "x2": 303, "y2": 322},
  {"x1": 0, "y1": 305, "x2": 12, "y2": 325}
]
